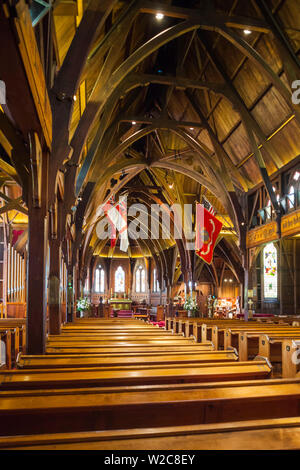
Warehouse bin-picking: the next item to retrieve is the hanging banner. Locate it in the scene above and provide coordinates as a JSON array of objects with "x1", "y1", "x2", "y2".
[
  {"x1": 104, "y1": 194, "x2": 129, "y2": 252},
  {"x1": 195, "y1": 204, "x2": 223, "y2": 264}
]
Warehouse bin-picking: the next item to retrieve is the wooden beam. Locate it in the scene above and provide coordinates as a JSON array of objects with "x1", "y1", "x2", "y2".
[
  {"x1": 218, "y1": 26, "x2": 300, "y2": 123},
  {"x1": 71, "y1": 21, "x2": 203, "y2": 198},
  {"x1": 0, "y1": 157, "x2": 18, "y2": 183},
  {"x1": 75, "y1": 72, "x2": 229, "y2": 196},
  {"x1": 140, "y1": 2, "x2": 270, "y2": 33},
  {"x1": 120, "y1": 117, "x2": 204, "y2": 129},
  {"x1": 0, "y1": 112, "x2": 28, "y2": 190},
  {"x1": 0, "y1": 194, "x2": 28, "y2": 216},
  {"x1": 53, "y1": 1, "x2": 78, "y2": 16},
  {"x1": 49, "y1": 0, "x2": 118, "y2": 205},
  {"x1": 14, "y1": 1, "x2": 52, "y2": 148}
]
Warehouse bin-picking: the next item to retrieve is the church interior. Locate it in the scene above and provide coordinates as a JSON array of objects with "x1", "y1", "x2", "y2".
[{"x1": 0, "y1": 0, "x2": 300, "y2": 451}]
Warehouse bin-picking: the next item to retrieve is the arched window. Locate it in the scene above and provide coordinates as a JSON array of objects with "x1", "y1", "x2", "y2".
[
  {"x1": 136, "y1": 265, "x2": 146, "y2": 293},
  {"x1": 287, "y1": 170, "x2": 299, "y2": 211},
  {"x1": 263, "y1": 243, "x2": 278, "y2": 299},
  {"x1": 293, "y1": 170, "x2": 300, "y2": 182},
  {"x1": 84, "y1": 276, "x2": 89, "y2": 294},
  {"x1": 153, "y1": 268, "x2": 160, "y2": 293},
  {"x1": 288, "y1": 185, "x2": 295, "y2": 210},
  {"x1": 265, "y1": 199, "x2": 271, "y2": 220},
  {"x1": 115, "y1": 266, "x2": 125, "y2": 292},
  {"x1": 94, "y1": 266, "x2": 105, "y2": 293}
]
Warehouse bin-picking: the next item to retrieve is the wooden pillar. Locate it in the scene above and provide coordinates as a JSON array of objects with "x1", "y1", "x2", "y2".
[
  {"x1": 242, "y1": 250, "x2": 249, "y2": 322},
  {"x1": 49, "y1": 239, "x2": 61, "y2": 335},
  {"x1": 26, "y1": 203, "x2": 48, "y2": 354},
  {"x1": 26, "y1": 140, "x2": 48, "y2": 354}
]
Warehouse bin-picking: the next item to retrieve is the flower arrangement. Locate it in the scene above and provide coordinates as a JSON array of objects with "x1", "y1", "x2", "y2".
[
  {"x1": 183, "y1": 296, "x2": 198, "y2": 317},
  {"x1": 76, "y1": 297, "x2": 91, "y2": 316}
]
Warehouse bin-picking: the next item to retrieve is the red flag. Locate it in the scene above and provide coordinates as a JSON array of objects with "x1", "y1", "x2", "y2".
[
  {"x1": 12, "y1": 230, "x2": 24, "y2": 246},
  {"x1": 195, "y1": 204, "x2": 223, "y2": 264}
]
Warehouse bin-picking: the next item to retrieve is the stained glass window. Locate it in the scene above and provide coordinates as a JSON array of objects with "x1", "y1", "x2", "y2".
[
  {"x1": 136, "y1": 266, "x2": 145, "y2": 293},
  {"x1": 95, "y1": 266, "x2": 105, "y2": 293},
  {"x1": 263, "y1": 243, "x2": 278, "y2": 299},
  {"x1": 115, "y1": 266, "x2": 125, "y2": 292}
]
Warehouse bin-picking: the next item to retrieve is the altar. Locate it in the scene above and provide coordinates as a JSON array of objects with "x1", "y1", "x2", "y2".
[{"x1": 109, "y1": 296, "x2": 132, "y2": 311}]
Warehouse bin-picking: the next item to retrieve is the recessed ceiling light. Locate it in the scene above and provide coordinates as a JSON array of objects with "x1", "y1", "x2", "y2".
[
  {"x1": 189, "y1": 127, "x2": 194, "y2": 130},
  {"x1": 132, "y1": 121, "x2": 136, "y2": 125},
  {"x1": 73, "y1": 95, "x2": 77, "y2": 101},
  {"x1": 156, "y1": 12, "x2": 164, "y2": 20},
  {"x1": 243, "y1": 29, "x2": 251, "y2": 35}
]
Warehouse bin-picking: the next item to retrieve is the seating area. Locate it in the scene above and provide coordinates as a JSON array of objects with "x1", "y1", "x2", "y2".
[
  {"x1": 0, "y1": 317, "x2": 299, "y2": 449},
  {"x1": 166, "y1": 317, "x2": 300, "y2": 378}
]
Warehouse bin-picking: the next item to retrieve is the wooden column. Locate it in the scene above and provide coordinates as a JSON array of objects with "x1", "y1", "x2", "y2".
[
  {"x1": 243, "y1": 250, "x2": 249, "y2": 321},
  {"x1": 26, "y1": 138, "x2": 49, "y2": 354},
  {"x1": 26, "y1": 202, "x2": 48, "y2": 354},
  {"x1": 49, "y1": 238, "x2": 61, "y2": 335}
]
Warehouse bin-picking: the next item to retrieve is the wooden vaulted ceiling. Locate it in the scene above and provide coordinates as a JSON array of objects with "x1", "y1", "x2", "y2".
[
  {"x1": 1, "y1": 0, "x2": 300, "y2": 261},
  {"x1": 61, "y1": 0, "x2": 300, "y2": 258}
]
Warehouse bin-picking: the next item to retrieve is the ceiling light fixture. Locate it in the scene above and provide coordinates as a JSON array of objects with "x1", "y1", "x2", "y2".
[
  {"x1": 243, "y1": 29, "x2": 251, "y2": 35},
  {"x1": 132, "y1": 121, "x2": 136, "y2": 125},
  {"x1": 155, "y1": 12, "x2": 164, "y2": 20}
]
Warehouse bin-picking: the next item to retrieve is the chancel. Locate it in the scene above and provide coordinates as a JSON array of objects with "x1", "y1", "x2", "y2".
[{"x1": 0, "y1": 0, "x2": 300, "y2": 451}]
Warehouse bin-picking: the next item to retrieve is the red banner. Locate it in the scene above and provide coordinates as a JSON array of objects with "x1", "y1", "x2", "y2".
[
  {"x1": 12, "y1": 229, "x2": 24, "y2": 246},
  {"x1": 195, "y1": 204, "x2": 223, "y2": 264}
]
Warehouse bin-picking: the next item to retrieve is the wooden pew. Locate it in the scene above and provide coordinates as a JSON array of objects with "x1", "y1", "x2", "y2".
[
  {"x1": 46, "y1": 343, "x2": 214, "y2": 354},
  {"x1": 0, "y1": 377, "x2": 299, "y2": 437},
  {"x1": 53, "y1": 331, "x2": 175, "y2": 338},
  {"x1": 223, "y1": 326, "x2": 300, "y2": 352},
  {"x1": 61, "y1": 326, "x2": 162, "y2": 332},
  {"x1": 0, "y1": 326, "x2": 21, "y2": 368},
  {"x1": 0, "y1": 330, "x2": 11, "y2": 369},
  {"x1": 0, "y1": 327, "x2": 19, "y2": 367},
  {"x1": 237, "y1": 329, "x2": 300, "y2": 361},
  {"x1": 204, "y1": 322, "x2": 277, "y2": 346},
  {"x1": 46, "y1": 338, "x2": 198, "y2": 349},
  {"x1": 282, "y1": 339, "x2": 300, "y2": 378},
  {"x1": 2, "y1": 417, "x2": 300, "y2": 449},
  {"x1": 239, "y1": 331, "x2": 300, "y2": 363},
  {"x1": 17, "y1": 350, "x2": 238, "y2": 369},
  {"x1": 0, "y1": 359, "x2": 272, "y2": 390},
  {"x1": 0, "y1": 320, "x2": 26, "y2": 351},
  {"x1": 258, "y1": 334, "x2": 300, "y2": 377}
]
